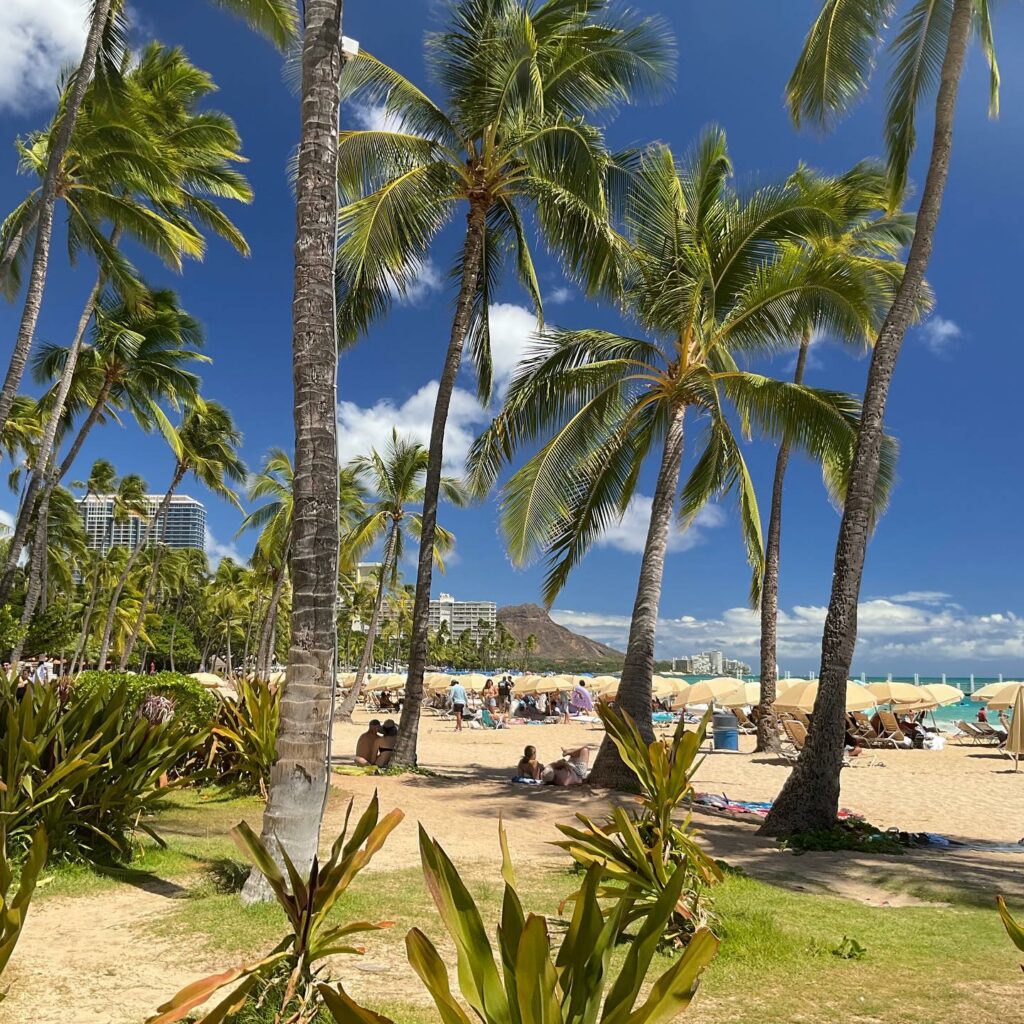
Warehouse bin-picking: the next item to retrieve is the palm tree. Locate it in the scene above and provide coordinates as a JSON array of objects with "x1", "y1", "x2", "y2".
[
  {"x1": 336, "y1": 431, "x2": 468, "y2": 722},
  {"x1": 0, "y1": 45, "x2": 251, "y2": 599},
  {"x1": 469, "y1": 132, "x2": 891, "y2": 790},
  {"x1": 0, "y1": 1, "x2": 294, "y2": 437},
  {"x1": 755, "y1": 163, "x2": 923, "y2": 752},
  {"x1": 762, "y1": 0, "x2": 992, "y2": 835},
  {"x1": 96, "y1": 400, "x2": 246, "y2": 668},
  {"x1": 245, "y1": 0, "x2": 345, "y2": 903},
  {"x1": 336, "y1": 0, "x2": 675, "y2": 767}
]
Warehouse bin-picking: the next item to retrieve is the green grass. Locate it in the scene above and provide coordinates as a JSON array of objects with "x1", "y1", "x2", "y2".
[{"x1": 39, "y1": 788, "x2": 1020, "y2": 1024}]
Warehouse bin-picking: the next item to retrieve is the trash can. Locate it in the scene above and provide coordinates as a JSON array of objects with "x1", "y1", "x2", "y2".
[{"x1": 712, "y1": 710, "x2": 739, "y2": 751}]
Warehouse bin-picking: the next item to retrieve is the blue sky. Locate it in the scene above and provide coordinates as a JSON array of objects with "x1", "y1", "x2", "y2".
[{"x1": 1, "y1": 0, "x2": 1022, "y2": 674}]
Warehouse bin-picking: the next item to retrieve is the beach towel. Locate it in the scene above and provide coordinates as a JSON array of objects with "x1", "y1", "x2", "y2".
[{"x1": 510, "y1": 777, "x2": 544, "y2": 785}]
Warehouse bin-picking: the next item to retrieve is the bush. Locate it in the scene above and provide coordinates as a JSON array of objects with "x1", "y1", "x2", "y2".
[
  {"x1": 776, "y1": 819, "x2": 905, "y2": 855},
  {"x1": 555, "y1": 705, "x2": 721, "y2": 948},
  {"x1": 73, "y1": 671, "x2": 218, "y2": 734},
  {"x1": 321, "y1": 822, "x2": 719, "y2": 1024},
  {"x1": 0, "y1": 675, "x2": 210, "y2": 864},
  {"x1": 211, "y1": 679, "x2": 281, "y2": 797}
]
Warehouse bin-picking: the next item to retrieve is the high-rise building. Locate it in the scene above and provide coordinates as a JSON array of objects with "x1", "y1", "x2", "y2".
[
  {"x1": 77, "y1": 494, "x2": 206, "y2": 553},
  {"x1": 428, "y1": 592, "x2": 496, "y2": 642}
]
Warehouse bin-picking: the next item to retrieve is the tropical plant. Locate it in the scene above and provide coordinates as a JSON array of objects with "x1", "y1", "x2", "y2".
[
  {"x1": 555, "y1": 705, "x2": 720, "y2": 948},
  {"x1": 334, "y1": 0, "x2": 675, "y2": 769},
  {"x1": 763, "y1": 0, "x2": 998, "y2": 835},
  {"x1": 96, "y1": 400, "x2": 246, "y2": 669},
  {"x1": 212, "y1": 678, "x2": 282, "y2": 798},
  {"x1": 0, "y1": 674, "x2": 209, "y2": 862},
  {"x1": 336, "y1": 431, "x2": 467, "y2": 721},
  {"x1": 997, "y1": 896, "x2": 1024, "y2": 971},
  {"x1": 0, "y1": 824, "x2": 47, "y2": 1002},
  {"x1": 469, "y1": 132, "x2": 894, "y2": 788},
  {"x1": 755, "y1": 162, "x2": 924, "y2": 751},
  {"x1": 321, "y1": 821, "x2": 718, "y2": 1024},
  {"x1": 72, "y1": 670, "x2": 218, "y2": 735},
  {"x1": 149, "y1": 794, "x2": 403, "y2": 1024},
  {"x1": 0, "y1": 0, "x2": 295, "y2": 439}
]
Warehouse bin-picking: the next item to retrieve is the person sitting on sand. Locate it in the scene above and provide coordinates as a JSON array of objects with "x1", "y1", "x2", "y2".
[
  {"x1": 546, "y1": 745, "x2": 593, "y2": 786},
  {"x1": 516, "y1": 745, "x2": 544, "y2": 781},
  {"x1": 354, "y1": 720, "x2": 382, "y2": 765},
  {"x1": 375, "y1": 720, "x2": 398, "y2": 767}
]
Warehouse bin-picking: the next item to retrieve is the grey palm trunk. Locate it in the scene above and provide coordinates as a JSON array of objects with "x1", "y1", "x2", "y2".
[
  {"x1": 755, "y1": 332, "x2": 811, "y2": 753},
  {"x1": 0, "y1": 0, "x2": 114, "y2": 438},
  {"x1": 392, "y1": 199, "x2": 489, "y2": 767},
  {"x1": 255, "y1": 548, "x2": 289, "y2": 681},
  {"x1": 243, "y1": 0, "x2": 344, "y2": 904},
  {"x1": 336, "y1": 519, "x2": 398, "y2": 722},
  {"x1": 761, "y1": 0, "x2": 974, "y2": 836},
  {"x1": 589, "y1": 404, "x2": 686, "y2": 790},
  {"x1": 96, "y1": 468, "x2": 185, "y2": 669},
  {"x1": 120, "y1": 544, "x2": 165, "y2": 670}
]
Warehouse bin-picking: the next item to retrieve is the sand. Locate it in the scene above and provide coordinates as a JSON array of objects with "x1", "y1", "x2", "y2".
[{"x1": 4, "y1": 708, "x2": 1022, "y2": 1024}]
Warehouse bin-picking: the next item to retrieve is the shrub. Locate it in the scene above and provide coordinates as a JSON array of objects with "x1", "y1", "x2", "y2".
[
  {"x1": 554, "y1": 705, "x2": 721, "y2": 948},
  {"x1": 0, "y1": 825, "x2": 47, "y2": 1001},
  {"x1": 211, "y1": 679, "x2": 281, "y2": 798},
  {"x1": 0, "y1": 675, "x2": 210, "y2": 863},
  {"x1": 320, "y1": 822, "x2": 719, "y2": 1024},
  {"x1": 776, "y1": 819, "x2": 905, "y2": 855},
  {"x1": 73, "y1": 671, "x2": 218, "y2": 734},
  {"x1": 148, "y1": 793, "x2": 403, "y2": 1024}
]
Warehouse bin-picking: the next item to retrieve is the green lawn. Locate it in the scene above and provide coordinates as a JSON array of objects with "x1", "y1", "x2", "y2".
[{"x1": 41, "y1": 789, "x2": 1020, "y2": 1024}]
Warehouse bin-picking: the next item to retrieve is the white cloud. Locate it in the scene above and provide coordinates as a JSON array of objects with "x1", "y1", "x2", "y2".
[
  {"x1": 350, "y1": 102, "x2": 406, "y2": 134},
  {"x1": 887, "y1": 590, "x2": 951, "y2": 605},
  {"x1": 595, "y1": 497, "x2": 726, "y2": 555},
  {"x1": 0, "y1": 509, "x2": 14, "y2": 534},
  {"x1": 487, "y1": 302, "x2": 540, "y2": 391},
  {"x1": 0, "y1": 1, "x2": 88, "y2": 113},
  {"x1": 337, "y1": 381, "x2": 489, "y2": 472},
  {"x1": 918, "y1": 315, "x2": 962, "y2": 356},
  {"x1": 549, "y1": 286, "x2": 573, "y2": 305},
  {"x1": 205, "y1": 527, "x2": 242, "y2": 568},
  {"x1": 551, "y1": 592, "x2": 1024, "y2": 672},
  {"x1": 395, "y1": 258, "x2": 445, "y2": 304}
]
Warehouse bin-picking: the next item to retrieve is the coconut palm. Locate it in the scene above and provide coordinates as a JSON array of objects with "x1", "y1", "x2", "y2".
[
  {"x1": 469, "y1": 132, "x2": 894, "y2": 789},
  {"x1": 762, "y1": 0, "x2": 997, "y2": 835},
  {"x1": 95, "y1": 400, "x2": 246, "y2": 668},
  {"x1": 0, "y1": 0, "x2": 294, "y2": 438},
  {"x1": 335, "y1": 0, "x2": 675, "y2": 767},
  {"x1": 336, "y1": 431, "x2": 468, "y2": 721},
  {"x1": 0, "y1": 44, "x2": 252, "y2": 600},
  {"x1": 755, "y1": 163, "x2": 925, "y2": 753}
]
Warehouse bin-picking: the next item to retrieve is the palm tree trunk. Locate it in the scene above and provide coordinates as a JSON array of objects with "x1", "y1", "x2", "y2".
[
  {"x1": 242, "y1": 594, "x2": 262, "y2": 672},
  {"x1": 756, "y1": 332, "x2": 811, "y2": 753},
  {"x1": 244, "y1": 0, "x2": 345, "y2": 905},
  {"x1": 588, "y1": 404, "x2": 687, "y2": 789},
  {"x1": 0, "y1": 273, "x2": 105, "y2": 604},
  {"x1": 0, "y1": 207, "x2": 38, "y2": 290},
  {"x1": 256, "y1": 553, "x2": 289, "y2": 681},
  {"x1": 11, "y1": 489, "x2": 53, "y2": 665},
  {"x1": 57, "y1": 378, "x2": 113, "y2": 482},
  {"x1": 97, "y1": 467, "x2": 184, "y2": 669},
  {"x1": 226, "y1": 625, "x2": 233, "y2": 677},
  {"x1": 119, "y1": 547, "x2": 163, "y2": 670},
  {"x1": 169, "y1": 591, "x2": 184, "y2": 672},
  {"x1": 336, "y1": 519, "x2": 396, "y2": 721},
  {"x1": 0, "y1": 0, "x2": 113, "y2": 438},
  {"x1": 70, "y1": 560, "x2": 101, "y2": 675},
  {"x1": 761, "y1": 0, "x2": 973, "y2": 836},
  {"x1": 392, "y1": 200, "x2": 489, "y2": 768}
]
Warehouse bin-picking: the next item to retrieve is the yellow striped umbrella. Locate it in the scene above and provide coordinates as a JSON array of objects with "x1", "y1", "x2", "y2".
[
  {"x1": 588, "y1": 675, "x2": 621, "y2": 696},
  {"x1": 720, "y1": 681, "x2": 762, "y2": 708},
  {"x1": 1006, "y1": 686, "x2": 1024, "y2": 771},
  {"x1": 652, "y1": 676, "x2": 689, "y2": 699},
  {"x1": 425, "y1": 673, "x2": 453, "y2": 693}
]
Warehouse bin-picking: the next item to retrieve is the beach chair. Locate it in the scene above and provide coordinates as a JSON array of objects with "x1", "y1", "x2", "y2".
[
  {"x1": 874, "y1": 711, "x2": 907, "y2": 747},
  {"x1": 954, "y1": 721, "x2": 1002, "y2": 746},
  {"x1": 734, "y1": 707, "x2": 757, "y2": 734},
  {"x1": 479, "y1": 708, "x2": 506, "y2": 730}
]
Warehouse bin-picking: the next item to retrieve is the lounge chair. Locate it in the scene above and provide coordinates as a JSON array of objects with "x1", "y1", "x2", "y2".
[
  {"x1": 873, "y1": 711, "x2": 908, "y2": 748},
  {"x1": 479, "y1": 708, "x2": 506, "y2": 730},
  {"x1": 953, "y1": 721, "x2": 1001, "y2": 746},
  {"x1": 734, "y1": 707, "x2": 757, "y2": 734},
  {"x1": 782, "y1": 719, "x2": 877, "y2": 767}
]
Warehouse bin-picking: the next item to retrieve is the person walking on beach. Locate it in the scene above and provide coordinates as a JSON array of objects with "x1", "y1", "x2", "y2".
[
  {"x1": 448, "y1": 678, "x2": 468, "y2": 732},
  {"x1": 570, "y1": 679, "x2": 594, "y2": 716}
]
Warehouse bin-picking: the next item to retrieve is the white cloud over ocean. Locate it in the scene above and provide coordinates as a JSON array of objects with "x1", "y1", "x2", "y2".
[
  {"x1": 918, "y1": 314, "x2": 962, "y2": 357},
  {"x1": 552, "y1": 593, "x2": 1024, "y2": 673},
  {"x1": 0, "y1": 1, "x2": 88, "y2": 113}
]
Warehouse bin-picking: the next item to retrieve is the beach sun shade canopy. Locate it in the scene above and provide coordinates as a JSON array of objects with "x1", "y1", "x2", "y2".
[
  {"x1": 866, "y1": 681, "x2": 923, "y2": 704},
  {"x1": 189, "y1": 672, "x2": 223, "y2": 686},
  {"x1": 775, "y1": 679, "x2": 876, "y2": 714},
  {"x1": 684, "y1": 677, "x2": 748, "y2": 705},
  {"x1": 971, "y1": 681, "x2": 1024, "y2": 709},
  {"x1": 719, "y1": 681, "x2": 763, "y2": 707},
  {"x1": 588, "y1": 675, "x2": 621, "y2": 695},
  {"x1": 892, "y1": 683, "x2": 964, "y2": 709},
  {"x1": 1007, "y1": 687, "x2": 1024, "y2": 771},
  {"x1": 652, "y1": 676, "x2": 691, "y2": 700}
]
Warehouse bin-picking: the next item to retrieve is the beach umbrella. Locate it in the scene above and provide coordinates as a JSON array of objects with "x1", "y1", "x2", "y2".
[
  {"x1": 588, "y1": 675, "x2": 620, "y2": 696},
  {"x1": 453, "y1": 672, "x2": 491, "y2": 690},
  {"x1": 424, "y1": 673, "x2": 453, "y2": 693},
  {"x1": 1006, "y1": 687, "x2": 1024, "y2": 772},
  {"x1": 971, "y1": 681, "x2": 1024, "y2": 709},
  {"x1": 893, "y1": 683, "x2": 964, "y2": 709},
  {"x1": 775, "y1": 679, "x2": 875, "y2": 714},
  {"x1": 720, "y1": 681, "x2": 762, "y2": 707},
  {"x1": 866, "y1": 681, "x2": 921, "y2": 704},
  {"x1": 370, "y1": 674, "x2": 406, "y2": 692},
  {"x1": 652, "y1": 676, "x2": 689, "y2": 700},
  {"x1": 683, "y1": 677, "x2": 746, "y2": 705},
  {"x1": 510, "y1": 674, "x2": 548, "y2": 694},
  {"x1": 336, "y1": 672, "x2": 357, "y2": 688},
  {"x1": 189, "y1": 672, "x2": 223, "y2": 686}
]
